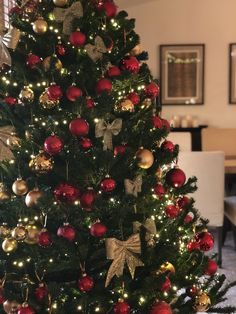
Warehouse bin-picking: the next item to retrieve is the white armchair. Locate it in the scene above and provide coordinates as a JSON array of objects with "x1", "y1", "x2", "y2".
[{"x1": 168, "y1": 132, "x2": 192, "y2": 151}]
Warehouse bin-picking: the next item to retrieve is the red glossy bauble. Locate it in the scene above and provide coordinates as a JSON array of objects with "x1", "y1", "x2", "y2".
[
  {"x1": 69, "y1": 118, "x2": 89, "y2": 137},
  {"x1": 69, "y1": 31, "x2": 86, "y2": 47},
  {"x1": 205, "y1": 259, "x2": 218, "y2": 276},
  {"x1": 57, "y1": 223, "x2": 76, "y2": 241},
  {"x1": 56, "y1": 44, "x2": 66, "y2": 56},
  {"x1": 149, "y1": 301, "x2": 172, "y2": 314},
  {"x1": 17, "y1": 304, "x2": 35, "y2": 314},
  {"x1": 145, "y1": 82, "x2": 160, "y2": 99},
  {"x1": 26, "y1": 53, "x2": 41, "y2": 68},
  {"x1": 66, "y1": 86, "x2": 82, "y2": 102},
  {"x1": 86, "y1": 97, "x2": 95, "y2": 108},
  {"x1": 54, "y1": 183, "x2": 80, "y2": 203},
  {"x1": 127, "y1": 92, "x2": 140, "y2": 105},
  {"x1": 114, "y1": 300, "x2": 130, "y2": 314},
  {"x1": 79, "y1": 137, "x2": 92, "y2": 150},
  {"x1": 114, "y1": 144, "x2": 126, "y2": 156},
  {"x1": 153, "y1": 183, "x2": 166, "y2": 199},
  {"x1": 47, "y1": 85, "x2": 63, "y2": 100},
  {"x1": 161, "y1": 140, "x2": 175, "y2": 153},
  {"x1": 165, "y1": 205, "x2": 180, "y2": 218},
  {"x1": 184, "y1": 213, "x2": 194, "y2": 224},
  {"x1": 100, "y1": 177, "x2": 116, "y2": 192},
  {"x1": 35, "y1": 284, "x2": 48, "y2": 301},
  {"x1": 161, "y1": 118, "x2": 171, "y2": 131},
  {"x1": 78, "y1": 275, "x2": 94, "y2": 292},
  {"x1": 195, "y1": 231, "x2": 214, "y2": 251},
  {"x1": 152, "y1": 116, "x2": 162, "y2": 129},
  {"x1": 177, "y1": 196, "x2": 190, "y2": 209},
  {"x1": 187, "y1": 240, "x2": 200, "y2": 252},
  {"x1": 90, "y1": 222, "x2": 107, "y2": 237},
  {"x1": 4, "y1": 96, "x2": 17, "y2": 105},
  {"x1": 107, "y1": 65, "x2": 121, "y2": 77},
  {"x1": 160, "y1": 277, "x2": 171, "y2": 292},
  {"x1": 38, "y1": 230, "x2": 52, "y2": 247},
  {"x1": 166, "y1": 168, "x2": 186, "y2": 188},
  {"x1": 95, "y1": 78, "x2": 112, "y2": 94},
  {"x1": 122, "y1": 56, "x2": 140, "y2": 73},
  {"x1": 186, "y1": 285, "x2": 198, "y2": 297},
  {"x1": 44, "y1": 135, "x2": 63, "y2": 155},
  {"x1": 80, "y1": 189, "x2": 95, "y2": 210},
  {"x1": 102, "y1": 1, "x2": 117, "y2": 18}
]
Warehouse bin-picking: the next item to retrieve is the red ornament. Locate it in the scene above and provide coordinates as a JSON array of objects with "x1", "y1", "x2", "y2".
[
  {"x1": 152, "y1": 116, "x2": 162, "y2": 129},
  {"x1": 69, "y1": 31, "x2": 86, "y2": 47},
  {"x1": 114, "y1": 300, "x2": 130, "y2": 314},
  {"x1": 161, "y1": 118, "x2": 171, "y2": 131},
  {"x1": 66, "y1": 86, "x2": 82, "y2": 102},
  {"x1": 56, "y1": 44, "x2": 66, "y2": 56},
  {"x1": 80, "y1": 189, "x2": 95, "y2": 210},
  {"x1": 177, "y1": 196, "x2": 190, "y2": 209},
  {"x1": 122, "y1": 56, "x2": 140, "y2": 73},
  {"x1": 145, "y1": 82, "x2": 160, "y2": 99},
  {"x1": 79, "y1": 137, "x2": 92, "y2": 150},
  {"x1": 54, "y1": 183, "x2": 80, "y2": 203},
  {"x1": 95, "y1": 78, "x2": 112, "y2": 94},
  {"x1": 187, "y1": 240, "x2": 200, "y2": 252},
  {"x1": 153, "y1": 183, "x2": 166, "y2": 199},
  {"x1": 69, "y1": 118, "x2": 89, "y2": 137},
  {"x1": 205, "y1": 259, "x2": 218, "y2": 276},
  {"x1": 102, "y1": 1, "x2": 117, "y2": 18},
  {"x1": 160, "y1": 277, "x2": 171, "y2": 292},
  {"x1": 114, "y1": 144, "x2": 126, "y2": 156},
  {"x1": 195, "y1": 231, "x2": 214, "y2": 251},
  {"x1": 4, "y1": 96, "x2": 17, "y2": 105},
  {"x1": 35, "y1": 284, "x2": 48, "y2": 302},
  {"x1": 47, "y1": 85, "x2": 63, "y2": 100},
  {"x1": 26, "y1": 53, "x2": 41, "y2": 68},
  {"x1": 186, "y1": 285, "x2": 198, "y2": 297},
  {"x1": 9, "y1": 6, "x2": 22, "y2": 15},
  {"x1": 149, "y1": 301, "x2": 172, "y2": 314},
  {"x1": 38, "y1": 230, "x2": 52, "y2": 247},
  {"x1": 166, "y1": 168, "x2": 186, "y2": 188},
  {"x1": 161, "y1": 140, "x2": 175, "y2": 153},
  {"x1": 107, "y1": 65, "x2": 121, "y2": 77},
  {"x1": 86, "y1": 97, "x2": 95, "y2": 108},
  {"x1": 44, "y1": 135, "x2": 63, "y2": 155},
  {"x1": 90, "y1": 222, "x2": 107, "y2": 237},
  {"x1": 57, "y1": 223, "x2": 76, "y2": 241},
  {"x1": 100, "y1": 177, "x2": 116, "y2": 192},
  {"x1": 17, "y1": 303, "x2": 35, "y2": 314},
  {"x1": 127, "y1": 92, "x2": 140, "y2": 105},
  {"x1": 78, "y1": 274, "x2": 94, "y2": 292},
  {"x1": 184, "y1": 213, "x2": 194, "y2": 224},
  {"x1": 165, "y1": 205, "x2": 180, "y2": 218}
]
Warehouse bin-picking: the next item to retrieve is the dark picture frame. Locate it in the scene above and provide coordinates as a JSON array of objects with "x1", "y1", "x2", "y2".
[
  {"x1": 160, "y1": 44, "x2": 205, "y2": 105},
  {"x1": 229, "y1": 43, "x2": 236, "y2": 104}
]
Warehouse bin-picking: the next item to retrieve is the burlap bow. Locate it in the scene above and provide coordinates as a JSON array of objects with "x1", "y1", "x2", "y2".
[
  {"x1": 0, "y1": 27, "x2": 20, "y2": 67},
  {"x1": 0, "y1": 126, "x2": 15, "y2": 161},
  {"x1": 105, "y1": 234, "x2": 144, "y2": 287},
  {"x1": 124, "y1": 175, "x2": 142, "y2": 197},
  {"x1": 85, "y1": 36, "x2": 107, "y2": 62},
  {"x1": 53, "y1": 1, "x2": 83, "y2": 35},
  {"x1": 133, "y1": 218, "x2": 157, "y2": 241},
  {"x1": 95, "y1": 119, "x2": 122, "y2": 151}
]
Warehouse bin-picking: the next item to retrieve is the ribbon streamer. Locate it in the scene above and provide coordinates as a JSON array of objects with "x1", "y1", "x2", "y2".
[
  {"x1": 85, "y1": 36, "x2": 107, "y2": 62},
  {"x1": 0, "y1": 27, "x2": 20, "y2": 67},
  {"x1": 53, "y1": 1, "x2": 83, "y2": 35},
  {"x1": 95, "y1": 119, "x2": 122, "y2": 151},
  {"x1": 133, "y1": 218, "x2": 157, "y2": 241},
  {"x1": 0, "y1": 126, "x2": 15, "y2": 161},
  {"x1": 105, "y1": 234, "x2": 144, "y2": 287},
  {"x1": 124, "y1": 175, "x2": 142, "y2": 197}
]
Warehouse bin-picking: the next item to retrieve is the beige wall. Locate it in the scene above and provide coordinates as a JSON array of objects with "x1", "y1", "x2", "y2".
[{"x1": 117, "y1": 0, "x2": 236, "y2": 127}]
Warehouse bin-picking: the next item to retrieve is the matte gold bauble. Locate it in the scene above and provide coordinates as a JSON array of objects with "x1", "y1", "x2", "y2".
[
  {"x1": 11, "y1": 224, "x2": 28, "y2": 241},
  {"x1": 12, "y1": 178, "x2": 28, "y2": 196},
  {"x1": 160, "y1": 262, "x2": 175, "y2": 274},
  {"x1": 33, "y1": 17, "x2": 48, "y2": 34},
  {"x1": 42, "y1": 56, "x2": 62, "y2": 72},
  {"x1": 136, "y1": 148, "x2": 154, "y2": 169},
  {"x1": 120, "y1": 99, "x2": 134, "y2": 112},
  {"x1": 25, "y1": 188, "x2": 43, "y2": 207},
  {"x1": 141, "y1": 98, "x2": 152, "y2": 109},
  {"x1": 3, "y1": 300, "x2": 20, "y2": 313},
  {"x1": 53, "y1": 0, "x2": 68, "y2": 6},
  {"x1": 0, "y1": 183, "x2": 10, "y2": 201},
  {"x1": 29, "y1": 152, "x2": 54, "y2": 174},
  {"x1": 2, "y1": 238, "x2": 18, "y2": 253},
  {"x1": 0, "y1": 224, "x2": 11, "y2": 238},
  {"x1": 39, "y1": 90, "x2": 59, "y2": 109},
  {"x1": 130, "y1": 44, "x2": 142, "y2": 56},
  {"x1": 19, "y1": 86, "x2": 34, "y2": 102},
  {"x1": 193, "y1": 292, "x2": 211, "y2": 312},
  {"x1": 24, "y1": 222, "x2": 41, "y2": 244}
]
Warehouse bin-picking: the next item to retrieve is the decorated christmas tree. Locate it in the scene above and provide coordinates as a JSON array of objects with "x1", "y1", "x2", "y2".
[{"x1": 0, "y1": 0, "x2": 235, "y2": 313}]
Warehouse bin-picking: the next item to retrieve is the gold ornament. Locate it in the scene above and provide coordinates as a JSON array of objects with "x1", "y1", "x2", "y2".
[
  {"x1": 141, "y1": 98, "x2": 152, "y2": 109},
  {"x1": 2, "y1": 238, "x2": 18, "y2": 253},
  {"x1": 160, "y1": 262, "x2": 176, "y2": 274},
  {"x1": 29, "y1": 152, "x2": 54, "y2": 174},
  {"x1": 3, "y1": 300, "x2": 20, "y2": 313},
  {"x1": 19, "y1": 86, "x2": 34, "y2": 102},
  {"x1": 193, "y1": 292, "x2": 211, "y2": 312},
  {"x1": 119, "y1": 99, "x2": 134, "y2": 112},
  {"x1": 24, "y1": 222, "x2": 41, "y2": 244},
  {"x1": 0, "y1": 224, "x2": 10, "y2": 238},
  {"x1": 130, "y1": 44, "x2": 142, "y2": 56},
  {"x1": 42, "y1": 56, "x2": 62, "y2": 72},
  {"x1": 136, "y1": 148, "x2": 154, "y2": 169},
  {"x1": 53, "y1": 0, "x2": 68, "y2": 7},
  {"x1": 0, "y1": 183, "x2": 10, "y2": 201},
  {"x1": 25, "y1": 188, "x2": 43, "y2": 207},
  {"x1": 39, "y1": 90, "x2": 59, "y2": 109},
  {"x1": 12, "y1": 178, "x2": 28, "y2": 196},
  {"x1": 32, "y1": 17, "x2": 48, "y2": 34},
  {"x1": 11, "y1": 224, "x2": 28, "y2": 241}
]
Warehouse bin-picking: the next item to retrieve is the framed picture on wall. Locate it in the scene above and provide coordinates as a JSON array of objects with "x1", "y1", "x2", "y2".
[
  {"x1": 160, "y1": 44, "x2": 205, "y2": 105},
  {"x1": 229, "y1": 43, "x2": 236, "y2": 104}
]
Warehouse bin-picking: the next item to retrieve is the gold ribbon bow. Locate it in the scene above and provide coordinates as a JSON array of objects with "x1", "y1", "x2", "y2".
[
  {"x1": 105, "y1": 234, "x2": 144, "y2": 287},
  {"x1": 133, "y1": 218, "x2": 157, "y2": 241},
  {"x1": 124, "y1": 175, "x2": 142, "y2": 197},
  {"x1": 53, "y1": 1, "x2": 83, "y2": 35},
  {"x1": 0, "y1": 126, "x2": 15, "y2": 161},
  {"x1": 0, "y1": 27, "x2": 20, "y2": 67},
  {"x1": 85, "y1": 36, "x2": 107, "y2": 62},
  {"x1": 95, "y1": 119, "x2": 122, "y2": 151}
]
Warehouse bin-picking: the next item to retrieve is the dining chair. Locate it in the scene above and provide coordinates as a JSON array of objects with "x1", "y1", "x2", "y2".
[
  {"x1": 178, "y1": 151, "x2": 225, "y2": 266},
  {"x1": 168, "y1": 132, "x2": 192, "y2": 151}
]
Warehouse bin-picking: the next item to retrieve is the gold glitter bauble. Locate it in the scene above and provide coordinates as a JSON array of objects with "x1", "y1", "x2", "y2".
[
  {"x1": 39, "y1": 90, "x2": 59, "y2": 109},
  {"x1": 19, "y1": 86, "x2": 34, "y2": 102},
  {"x1": 25, "y1": 188, "x2": 43, "y2": 207},
  {"x1": 193, "y1": 292, "x2": 211, "y2": 312},
  {"x1": 160, "y1": 262, "x2": 176, "y2": 274},
  {"x1": 11, "y1": 224, "x2": 28, "y2": 241},
  {"x1": 42, "y1": 56, "x2": 62, "y2": 72},
  {"x1": 53, "y1": 0, "x2": 68, "y2": 6},
  {"x1": 141, "y1": 98, "x2": 152, "y2": 109},
  {"x1": 12, "y1": 178, "x2": 28, "y2": 196},
  {"x1": 120, "y1": 99, "x2": 134, "y2": 112},
  {"x1": 24, "y1": 222, "x2": 41, "y2": 244},
  {"x1": 3, "y1": 300, "x2": 20, "y2": 313},
  {"x1": 29, "y1": 152, "x2": 54, "y2": 174},
  {"x1": 2, "y1": 238, "x2": 18, "y2": 253},
  {"x1": 32, "y1": 17, "x2": 48, "y2": 34},
  {"x1": 136, "y1": 148, "x2": 154, "y2": 169},
  {"x1": 0, "y1": 224, "x2": 11, "y2": 238},
  {"x1": 130, "y1": 44, "x2": 142, "y2": 56}
]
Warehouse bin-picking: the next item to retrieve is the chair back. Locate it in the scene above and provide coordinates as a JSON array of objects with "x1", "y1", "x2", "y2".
[{"x1": 168, "y1": 132, "x2": 192, "y2": 151}]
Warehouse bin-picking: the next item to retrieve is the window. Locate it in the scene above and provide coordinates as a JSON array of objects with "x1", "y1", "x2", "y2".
[{"x1": 3, "y1": 0, "x2": 15, "y2": 29}]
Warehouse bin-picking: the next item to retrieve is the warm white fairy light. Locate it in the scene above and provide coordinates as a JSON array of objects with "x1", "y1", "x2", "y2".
[
  {"x1": 95, "y1": 307, "x2": 100, "y2": 312},
  {"x1": 49, "y1": 258, "x2": 53, "y2": 263},
  {"x1": 77, "y1": 305, "x2": 82, "y2": 310},
  {"x1": 52, "y1": 303, "x2": 57, "y2": 309},
  {"x1": 139, "y1": 296, "x2": 145, "y2": 304}
]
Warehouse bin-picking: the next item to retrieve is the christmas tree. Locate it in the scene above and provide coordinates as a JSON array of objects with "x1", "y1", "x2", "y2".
[{"x1": 0, "y1": 0, "x2": 235, "y2": 313}]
